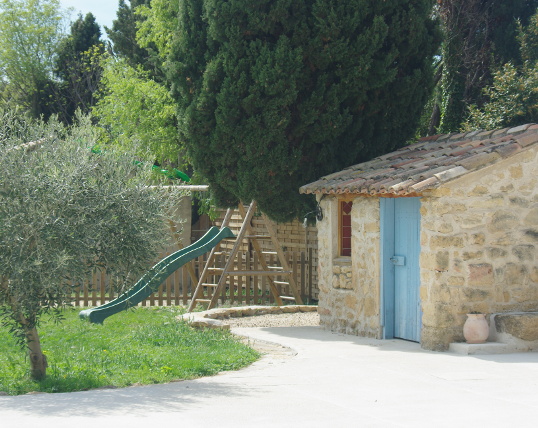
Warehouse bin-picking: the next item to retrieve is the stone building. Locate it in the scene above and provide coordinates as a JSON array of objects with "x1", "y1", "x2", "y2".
[{"x1": 300, "y1": 124, "x2": 538, "y2": 351}]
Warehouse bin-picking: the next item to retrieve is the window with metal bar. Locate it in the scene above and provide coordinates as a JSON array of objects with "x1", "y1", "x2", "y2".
[{"x1": 339, "y1": 201, "x2": 352, "y2": 257}]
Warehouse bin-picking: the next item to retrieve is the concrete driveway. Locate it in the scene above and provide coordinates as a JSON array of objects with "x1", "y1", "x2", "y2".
[{"x1": 1, "y1": 326, "x2": 538, "y2": 427}]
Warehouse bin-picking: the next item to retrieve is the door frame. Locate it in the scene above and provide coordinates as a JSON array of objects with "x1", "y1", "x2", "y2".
[
  {"x1": 380, "y1": 197, "x2": 422, "y2": 341},
  {"x1": 380, "y1": 198, "x2": 396, "y2": 339}
]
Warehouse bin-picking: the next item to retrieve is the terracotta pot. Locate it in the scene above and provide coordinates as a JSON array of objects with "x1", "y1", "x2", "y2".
[{"x1": 463, "y1": 313, "x2": 489, "y2": 344}]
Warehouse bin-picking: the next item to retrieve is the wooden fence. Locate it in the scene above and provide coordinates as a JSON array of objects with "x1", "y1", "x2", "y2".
[{"x1": 70, "y1": 248, "x2": 317, "y2": 308}]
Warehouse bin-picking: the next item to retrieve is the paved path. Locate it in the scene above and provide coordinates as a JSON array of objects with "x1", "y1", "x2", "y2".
[{"x1": 1, "y1": 326, "x2": 538, "y2": 427}]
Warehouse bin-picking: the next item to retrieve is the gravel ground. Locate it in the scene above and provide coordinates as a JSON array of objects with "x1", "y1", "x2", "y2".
[{"x1": 226, "y1": 311, "x2": 320, "y2": 328}]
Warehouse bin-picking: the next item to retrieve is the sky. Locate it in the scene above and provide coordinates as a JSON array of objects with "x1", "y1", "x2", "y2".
[{"x1": 58, "y1": 0, "x2": 119, "y2": 31}]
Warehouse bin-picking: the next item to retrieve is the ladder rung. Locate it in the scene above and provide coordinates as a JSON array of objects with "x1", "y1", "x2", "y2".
[
  {"x1": 212, "y1": 252, "x2": 228, "y2": 256},
  {"x1": 195, "y1": 299, "x2": 211, "y2": 303},
  {"x1": 280, "y1": 296, "x2": 296, "y2": 301},
  {"x1": 262, "y1": 251, "x2": 278, "y2": 255},
  {"x1": 244, "y1": 235, "x2": 271, "y2": 239},
  {"x1": 207, "y1": 268, "x2": 224, "y2": 273},
  {"x1": 268, "y1": 265, "x2": 284, "y2": 269},
  {"x1": 225, "y1": 270, "x2": 292, "y2": 276},
  {"x1": 273, "y1": 281, "x2": 289, "y2": 285},
  {"x1": 202, "y1": 283, "x2": 219, "y2": 287}
]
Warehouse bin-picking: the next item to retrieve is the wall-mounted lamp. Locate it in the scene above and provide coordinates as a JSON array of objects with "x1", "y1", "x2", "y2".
[
  {"x1": 315, "y1": 203, "x2": 323, "y2": 221},
  {"x1": 303, "y1": 203, "x2": 323, "y2": 228}
]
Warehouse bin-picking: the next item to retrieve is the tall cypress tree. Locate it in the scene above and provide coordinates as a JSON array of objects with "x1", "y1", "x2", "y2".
[{"x1": 168, "y1": 0, "x2": 440, "y2": 222}]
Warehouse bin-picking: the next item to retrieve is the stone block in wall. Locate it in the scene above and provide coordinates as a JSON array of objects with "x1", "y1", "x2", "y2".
[
  {"x1": 472, "y1": 233, "x2": 486, "y2": 245},
  {"x1": 421, "y1": 303, "x2": 457, "y2": 329},
  {"x1": 486, "y1": 247, "x2": 507, "y2": 259},
  {"x1": 508, "y1": 286, "x2": 538, "y2": 304},
  {"x1": 488, "y1": 211, "x2": 519, "y2": 233},
  {"x1": 459, "y1": 212, "x2": 488, "y2": 229},
  {"x1": 436, "y1": 251, "x2": 449, "y2": 271},
  {"x1": 428, "y1": 284, "x2": 452, "y2": 303},
  {"x1": 430, "y1": 234, "x2": 466, "y2": 249},
  {"x1": 421, "y1": 326, "x2": 459, "y2": 351},
  {"x1": 447, "y1": 276, "x2": 465, "y2": 286},
  {"x1": 524, "y1": 207, "x2": 538, "y2": 226},
  {"x1": 461, "y1": 287, "x2": 492, "y2": 302},
  {"x1": 509, "y1": 196, "x2": 530, "y2": 208},
  {"x1": 502, "y1": 263, "x2": 529, "y2": 286},
  {"x1": 462, "y1": 251, "x2": 483, "y2": 261},
  {"x1": 530, "y1": 267, "x2": 538, "y2": 283},
  {"x1": 344, "y1": 293, "x2": 358, "y2": 310},
  {"x1": 468, "y1": 195, "x2": 504, "y2": 210},
  {"x1": 433, "y1": 202, "x2": 466, "y2": 215},
  {"x1": 512, "y1": 245, "x2": 535, "y2": 262},
  {"x1": 491, "y1": 233, "x2": 517, "y2": 246},
  {"x1": 437, "y1": 223, "x2": 454, "y2": 234},
  {"x1": 469, "y1": 185, "x2": 488, "y2": 196},
  {"x1": 524, "y1": 229, "x2": 538, "y2": 242},
  {"x1": 509, "y1": 164, "x2": 523, "y2": 179},
  {"x1": 468, "y1": 263, "x2": 494, "y2": 286}
]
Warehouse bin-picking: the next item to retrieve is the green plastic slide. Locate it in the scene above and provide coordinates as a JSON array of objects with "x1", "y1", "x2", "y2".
[{"x1": 79, "y1": 226, "x2": 235, "y2": 324}]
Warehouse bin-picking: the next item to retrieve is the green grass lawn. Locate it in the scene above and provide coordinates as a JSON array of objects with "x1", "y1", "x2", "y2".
[{"x1": 0, "y1": 306, "x2": 259, "y2": 395}]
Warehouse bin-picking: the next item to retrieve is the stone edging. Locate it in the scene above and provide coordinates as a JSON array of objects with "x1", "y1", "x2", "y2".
[{"x1": 178, "y1": 305, "x2": 318, "y2": 329}]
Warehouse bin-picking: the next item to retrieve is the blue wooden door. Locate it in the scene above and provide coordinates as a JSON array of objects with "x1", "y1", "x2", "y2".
[{"x1": 381, "y1": 198, "x2": 421, "y2": 342}]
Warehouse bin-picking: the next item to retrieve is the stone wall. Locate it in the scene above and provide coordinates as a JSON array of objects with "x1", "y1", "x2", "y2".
[
  {"x1": 420, "y1": 145, "x2": 538, "y2": 350},
  {"x1": 317, "y1": 196, "x2": 381, "y2": 336}
]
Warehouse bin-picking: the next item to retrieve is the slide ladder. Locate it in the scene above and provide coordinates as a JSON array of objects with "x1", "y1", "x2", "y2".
[{"x1": 188, "y1": 201, "x2": 303, "y2": 311}]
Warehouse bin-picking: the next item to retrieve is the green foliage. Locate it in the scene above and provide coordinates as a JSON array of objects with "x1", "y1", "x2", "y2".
[
  {"x1": 463, "y1": 63, "x2": 538, "y2": 130},
  {"x1": 0, "y1": 110, "x2": 173, "y2": 351},
  {"x1": 106, "y1": 0, "x2": 163, "y2": 81},
  {"x1": 0, "y1": 307, "x2": 258, "y2": 395},
  {"x1": 463, "y1": 11, "x2": 538, "y2": 130},
  {"x1": 94, "y1": 57, "x2": 183, "y2": 165},
  {"x1": 519, "y1": 11, "x2": 538, "y2": 63},
  {"x1": 52, "y1": 13, "x2": 105, "y2": 123},
  {"x1": 0, "y1": 0, "x2": 68, "y2": 118},
  {"x1": 55, "y1": 12, "x2": 102, "y2": 82},
  {"x1": 136, "y1": 0, "x2": 179, "y2": 61},
  {"x1": 168, "y1": 0, "x2": 440, "y2": 222},
  {"x1": 438, "y1": 0, "x2": 538, "y2": 133}
]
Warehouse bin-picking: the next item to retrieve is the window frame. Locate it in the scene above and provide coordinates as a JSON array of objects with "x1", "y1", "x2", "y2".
[{"x1": 338, "y1": 199, "x2": 353, "y2": 257}]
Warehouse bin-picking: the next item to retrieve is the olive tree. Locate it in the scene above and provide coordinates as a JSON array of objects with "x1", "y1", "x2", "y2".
[{"x1": 0, "y1": 111, "x2": 173, "y2": 380}]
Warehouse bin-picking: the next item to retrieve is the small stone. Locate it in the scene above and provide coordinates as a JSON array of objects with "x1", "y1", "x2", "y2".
[{"x1": 190, "y1": 319, "x2": 229, "y2": 330}]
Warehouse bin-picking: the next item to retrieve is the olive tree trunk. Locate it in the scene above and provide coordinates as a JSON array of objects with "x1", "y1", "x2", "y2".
[
  {"x1": 25, "y1": 325, "x2": 48, "y2": 380},
  {"x1": 1, "y1": 276, "x2": 48, "y2": 380}
]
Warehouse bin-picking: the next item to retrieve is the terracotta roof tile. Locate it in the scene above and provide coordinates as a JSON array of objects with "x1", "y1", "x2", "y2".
[
  {"x1": 433, "y1": 165, "x2": 467, "y2": 182},
  {"x1": 299, "y1": 124, "x2": 538, "y2": 196},
  {"x1": 508, "y1": 124, "x2": 532, "y2": 134},
  {"x1": 410, "y1": 176, "x2": 438, "y2": 192},
  {"x1": 495, "y1": 142, "x2": 522, "y2": 158},
  {"x1": 456, "y1": 152, "x2": 501, "y2": 170},
  {"x1": 515, "y1": 131, "x2": 538, "y2": 147}
]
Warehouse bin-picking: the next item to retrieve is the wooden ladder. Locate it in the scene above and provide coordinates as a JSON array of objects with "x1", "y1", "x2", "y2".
[{"x1": 187, "y1": 201, "x2": 303, "y2": 311}]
